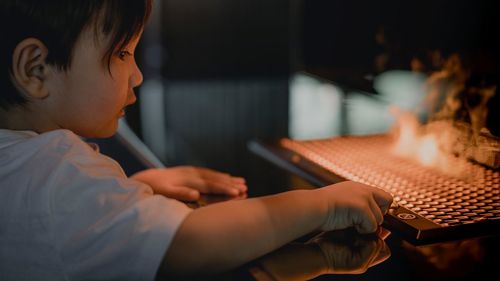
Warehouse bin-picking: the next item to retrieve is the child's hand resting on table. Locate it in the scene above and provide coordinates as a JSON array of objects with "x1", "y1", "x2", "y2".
[{"x1": 131, "y1": 166, "x2": 247, "y2": 202}]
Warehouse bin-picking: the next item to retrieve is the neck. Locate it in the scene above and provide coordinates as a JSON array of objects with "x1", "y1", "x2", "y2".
[{"x1": 0, "y1": 105, "x2": 58, "y2": 133}]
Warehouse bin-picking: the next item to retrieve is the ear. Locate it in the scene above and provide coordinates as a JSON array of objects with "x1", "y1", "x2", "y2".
[{"x1": 11, "y1": 38, "x2": 51, "y2": 99}]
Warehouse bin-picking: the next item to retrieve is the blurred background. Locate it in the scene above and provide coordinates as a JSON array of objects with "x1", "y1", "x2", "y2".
[{"x1": 115, "y1": 0, "x2": 499, "y2": 196}]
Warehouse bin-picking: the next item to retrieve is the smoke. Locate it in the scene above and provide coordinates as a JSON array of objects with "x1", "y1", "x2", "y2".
[
  {"x1": 425, "y1": 53, "x2": 497, "y2": 140},
  {"x1": 390, "y1": 53, "x2": 499, "y2": 173}
]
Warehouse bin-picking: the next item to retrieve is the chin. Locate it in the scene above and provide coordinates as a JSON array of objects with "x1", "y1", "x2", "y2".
[
  {"x1": 79, "y1": 122, "x2": 119, "y2": 139},
  {"x1": 98, "y1": 129, "x2": 118, "y2": 138},
  {"x1": 99, "y1": 125, "x2": 119, "y2": 138}
]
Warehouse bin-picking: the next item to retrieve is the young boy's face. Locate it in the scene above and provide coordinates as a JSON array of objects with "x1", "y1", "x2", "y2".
[{"x1": 44, "y1": 26, "x2": 143, "y2": 138}]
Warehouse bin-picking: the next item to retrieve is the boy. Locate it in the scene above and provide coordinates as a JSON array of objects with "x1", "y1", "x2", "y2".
[{"x1": 0, "y1": 0, "x2": 393, "y2": 280}]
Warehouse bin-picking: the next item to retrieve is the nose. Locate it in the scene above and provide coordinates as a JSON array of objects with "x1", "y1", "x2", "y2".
[{"x1": 130, "y1": 59, "x2": 144, "y2": 88}]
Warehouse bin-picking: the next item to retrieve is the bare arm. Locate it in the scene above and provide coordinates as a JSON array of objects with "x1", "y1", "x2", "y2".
[{"x1": 160, "y1": 181, "x2": 392, "y2": 275}]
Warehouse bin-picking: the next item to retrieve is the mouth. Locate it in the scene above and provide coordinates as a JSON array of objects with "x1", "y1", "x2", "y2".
[
  {"x1": 120, "y1": 104, "x2": 129, "y2": 116},
  {"x1": 120, "y1": 92, "x2": 137, "y2": 117}
]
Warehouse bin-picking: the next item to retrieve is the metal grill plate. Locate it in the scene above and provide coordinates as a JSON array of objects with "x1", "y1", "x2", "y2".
[{"x1": 281, "y1": 135, "x2": 500, "y2": 227}]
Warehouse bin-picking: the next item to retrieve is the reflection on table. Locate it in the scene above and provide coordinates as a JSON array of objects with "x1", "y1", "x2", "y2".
[{"x1": 249, "y1": 227, "x2": 391, "y2": 281}]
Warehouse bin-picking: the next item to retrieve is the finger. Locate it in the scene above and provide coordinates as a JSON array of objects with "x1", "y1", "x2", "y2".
[
  {"x1": 231, "y1": 176, "x2": 246, "y2": 184},
  {"x1": 186, "y1": 177, "x2": 245, "y2": 196},
  {"x1": 231, "y1": 178, "x2": 248, "y2": 193},
  {"x1": 205, "y1": 180, "x2": 241, "y2": 196},
  {"x1": 155, "y1": 185, "x2": 200, "y2": 202},
  {"x1": 371, "y1": 188, "x2": 393, "y2": 214},
  {"x1": 197, "y1": 167, "x2": 232, "y2": 181},
  {"x1": 195, "y1": 169, "x2": 235, "y2": 186},
  {"x1": 349, "y1": 182, "x2": 392, "y2": 214},
  {"x1": 196, "y1": 168, "x2": 248, "y2": 192},
  {"x1": 377, "y1": 227, "x2": 391, "y2": 240},
  {"x1": 174, "y1": 167, "x2": 224, "y2": 190},
  {"x1": 370, "y1": 240, "x2": 391, "y2": 267},
  {"x1": 198, "y1": 168, "x2": 246, "y2": 185},
  {"x1": 368, "y1": 197, "x2": 384, "y2": 226},
  {"x1": 354, "y1": 207, "x2": 379, "y2": 234},
  {"x1": 237, "y1": 192, "x2": 248, "y2": 199},
  {"x1": 179, "y1": 177, "x2": 208, "y2": 191},
  {"x1": 357, "y1": 239, "x2": 380, "y2": 270}
]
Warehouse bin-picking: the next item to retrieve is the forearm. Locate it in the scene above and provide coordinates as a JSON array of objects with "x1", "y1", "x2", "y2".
[{"x1": 162, "y1": 189, "x2": 326, "y2": 274}]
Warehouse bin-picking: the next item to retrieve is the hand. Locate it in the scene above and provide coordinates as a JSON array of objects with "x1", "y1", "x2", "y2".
[
  {"x1": 318, "y1": 181, "x2": 393, "y2": 233},
  {"x1": 255, "y1": 228, "x2": 390, "y2": 280},
  {"x1": 308, "y1": 228, "x2": 391, "y2": 275},
  {"x1": 131, "y1": 166, "x2": 247, "y2": 202}
]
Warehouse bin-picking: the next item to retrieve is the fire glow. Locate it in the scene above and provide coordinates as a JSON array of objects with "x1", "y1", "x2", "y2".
[
  {"x1": 391, "y1": 107, "x2": 458, "y2": 175},
  {"x1": 390, "y1": 54, "x2": 499, "y2": 176}
]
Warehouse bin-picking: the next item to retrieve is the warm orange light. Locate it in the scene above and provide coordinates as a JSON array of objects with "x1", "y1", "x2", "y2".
[
  {"x1": 390, "y1": 108, "x2": 464, "y2": 177},
  {"x1": 417, "y1": 135, "x2": 438, "y2": 166},
  {"x1": 390, "y1": 106, "x2": 418, "y2": 157}
]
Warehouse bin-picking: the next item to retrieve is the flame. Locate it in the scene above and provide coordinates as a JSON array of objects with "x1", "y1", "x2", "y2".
[
  {"x1": 390, "y1": 107, "x2": 446, "y2": 170},
  {"x1": 417, "y1": 135, "x2": 439, "y2": 166},
  {"x1": 390, "y1": 109, "x2": 465, "y2": 177},
  {"x1": 389, "y1": 53, "x2": 499, "y2": 174}
]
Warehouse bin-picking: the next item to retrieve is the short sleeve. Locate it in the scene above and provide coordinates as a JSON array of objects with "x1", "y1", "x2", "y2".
[{"x1": 47, "y1": 136, "x2": 192, "y2": 281}]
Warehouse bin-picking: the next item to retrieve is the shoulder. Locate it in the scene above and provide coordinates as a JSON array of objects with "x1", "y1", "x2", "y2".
[
  {"x1": 0, "y1": 128, "x2": 96, "y2": 159},
  {"x1": 1, "y1": 128, "x2": 124, "y2": 175},
  {"x1": 0, "y1": 129, "x2": 129, "y2": 213},
  {"x1": 0, "y1": 129, "x2": 193, "y2": 280}
]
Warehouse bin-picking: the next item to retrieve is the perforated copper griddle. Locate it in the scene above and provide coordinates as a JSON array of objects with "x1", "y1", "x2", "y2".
[{"x1": 271, "y1": 135, "x2": 500, "y2": 242}]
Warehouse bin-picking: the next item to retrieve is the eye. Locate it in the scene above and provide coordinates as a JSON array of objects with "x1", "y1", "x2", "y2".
[{"x1": 117, "y1": 50, "x2": 132, "y2": 61}]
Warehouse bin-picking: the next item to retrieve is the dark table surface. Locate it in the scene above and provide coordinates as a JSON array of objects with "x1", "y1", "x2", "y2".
[
  {"x1": 234, "y1": 140, "x2": 500, "y2": 281},
  {"x1": 153, "y1": 135, "x2": 499, "y2": 281},
  {"x1": 159, "y1": 184, "x2": 499, "y2": 281},
  {"x1": 246, "y1": 225, "x2": 500, "y2": 281}
]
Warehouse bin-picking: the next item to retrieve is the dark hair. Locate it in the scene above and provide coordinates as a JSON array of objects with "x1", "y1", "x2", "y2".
[{"x1": 0, "y1": 0, "x2": 152, "y2": 109}]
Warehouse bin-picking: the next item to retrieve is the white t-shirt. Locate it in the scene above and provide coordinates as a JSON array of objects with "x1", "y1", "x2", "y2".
[{"x1": 0, "y1": 129, "x2": 192, "y2": 281}]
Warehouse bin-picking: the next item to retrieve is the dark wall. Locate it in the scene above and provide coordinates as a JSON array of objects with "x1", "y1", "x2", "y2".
[
  {"x1": 161, "y1": 0, "x2": 292, "y2": 79},
  {"x1": 137, "y1": 1, "x2": 295, "y2": 195},
  {"x1": 302, "y1": 0, "x2": 500, "y2": 74}
]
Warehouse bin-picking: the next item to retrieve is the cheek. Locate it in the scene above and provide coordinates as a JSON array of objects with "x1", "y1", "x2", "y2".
[
  {"x1": 64, "y1": 77, "x2": 122, "y2": 120},
  {"x1": 108, "y1": 73, "x2": 130, "y2": 106},
  {"x1": 108, "y1": 64, "x2": 132, "y2": 93},
  {"x1": 87, "y1": 66, "x2": 126, "y2": 94},
  {"x1": 92, "y1": 78, "x2": 126, "y2": 110},
  {"x1": 60, "y1": 64, "x2": 130, "y2": 116}
]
